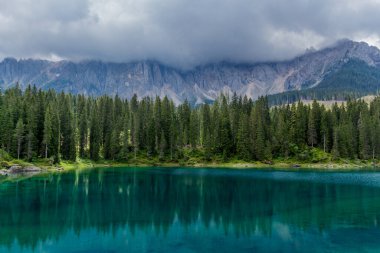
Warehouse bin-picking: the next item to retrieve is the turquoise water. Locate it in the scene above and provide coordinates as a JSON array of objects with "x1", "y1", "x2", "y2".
[{"x1": 1, "y1": 168, "x2": 380, "y2": 252}]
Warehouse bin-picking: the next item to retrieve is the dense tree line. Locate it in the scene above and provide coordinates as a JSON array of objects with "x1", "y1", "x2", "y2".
[{"x1": 1, "y1": 85, "x2": 380, "y2": 163}]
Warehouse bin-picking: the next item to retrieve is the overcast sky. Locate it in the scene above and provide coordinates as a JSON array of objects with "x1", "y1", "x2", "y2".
[{"x1": 0, "y1": 0, "x2": 380, "y2": 68}]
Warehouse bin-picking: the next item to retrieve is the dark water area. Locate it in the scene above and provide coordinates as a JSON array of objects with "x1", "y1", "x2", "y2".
[{"x1": 1, "y1": 167, "x2": 380, "y2": 252}]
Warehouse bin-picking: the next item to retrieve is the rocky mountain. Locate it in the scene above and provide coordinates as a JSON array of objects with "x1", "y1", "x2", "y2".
[{"x1": 1, "y1": 39, "x2": 380, "y2": 104}]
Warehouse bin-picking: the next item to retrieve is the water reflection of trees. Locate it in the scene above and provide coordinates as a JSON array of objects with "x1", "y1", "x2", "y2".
[{"x1": 0, "y1": 169, "x2": 379, "y2": 249}]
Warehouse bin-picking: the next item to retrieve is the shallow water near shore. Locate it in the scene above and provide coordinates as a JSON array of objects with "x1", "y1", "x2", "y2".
[{"x1": 1, "y1": 167, "x2": 380, "y2": 252}]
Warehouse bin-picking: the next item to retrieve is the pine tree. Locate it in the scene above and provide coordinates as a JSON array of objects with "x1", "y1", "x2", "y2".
[
  {"x1": 110, "y1": 128, "x2": 120, "y2": 160},
  {"x1": 90, "y1": 103, "x2": 101, "y2": 161},
  {"x1": 358, "y1": 111, "x2": 371, "y2": 159},
  {"x1": 35, "y1": 90, "x2": 46, "y2": 157},
  {"x1": 179, "y1": 99, "x2": 191, "y2": 146},
  {"x1": 219, "y1": 96, "x2": 232, "y2": 161},
  {"x1": 14, "y1": 118, "x2": 24, "y2": 159},
  {"x1": 130, "y1": 95, "x2": 139, "y2": 159},
  {"x1": 153, "y1": 96, "x2": 161, "y2": 152},
  {"x1": 370, "y1": 117, "x2": 380, "y2": 160},
  {"x1": 230, "y1": 92, "x2": 241, "y2": 150},
  {"x1": 51, "y1": 102, "x2": 61, "y2": 163},
  {"x1": 320, "y1": 110, "x2": 332, "y2": 153},
  {"x1": 159, "y1": 130, "x2": 166, "y2": 161},
  {"x1": 169, "y1": 112, "x2": 179, "y2": 160},
  {"x1": 0, "y1": 109, "x2": 13, "y2": 153},
  {"x1": 78, "y1": 96, "x2": 88, "y2": 158},
  {"x1": 146, "y1": 113, "x2": 156, "y2": 156},
  {"x1": 102, "y1": 97, "x2": 114, "y2": 159},
  {"x1": 121, "y1": 101, "x2": 130, "y2": 160},
  {"x1": 189, "y1": 110, "x2": 199, "y2": 149},
  {"x1": 273, "y1": 106, "x2": 291, "y2": 157},
  {"x1": 251, "y1": 97, "x2": 271, "y2": 161},
  {"x1": 59, "y1": 95, "x2": 76, "y2": 161},
  {"x1": 236, "y1": 113, "x2": 252, "y2": 160},
  {"x1": 23, "y1": 85, "x2": 38, "y2": 161},
  {"x1": 331, "y1": 127, "x2": 340, "y2": 159},
  {"x1": 254, "y1": 119, "x2": 266, "y2": 160},
  {"x1": 160, "y1": 97, "x2": 171, "y2": 154},
  {"x1": 308, "y1": 108, "x2": 317, "y2": 147},
  {"x1": 43, "y1": 105, "x2": 53, "y2": 158},
  {"x1": 201, "y1": 104, "x2": 212, "y2": 161}
]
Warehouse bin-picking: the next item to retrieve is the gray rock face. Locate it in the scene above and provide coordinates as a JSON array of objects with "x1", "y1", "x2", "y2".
[
  {"x1": 7, "y1": 165, "x2": 41, "y2": 175},
  {"x1": 0, "y1": 39, "x2": 379, "y2": 104},
  {"x1": 8, "y1": 165, "x2": 23, "y2": 172}
]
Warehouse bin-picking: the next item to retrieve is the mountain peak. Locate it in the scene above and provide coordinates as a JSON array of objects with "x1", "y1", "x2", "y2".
[{"x1": 0, "y1": 40, "x2": 379, "y2": 104}]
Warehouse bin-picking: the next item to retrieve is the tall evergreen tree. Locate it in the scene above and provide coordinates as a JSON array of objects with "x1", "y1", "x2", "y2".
[
  {"x1": 14, "y1": 118, "x2": 24, "y2": 159},
  {"x1": 59, "y1": 95, "x2": 76, "y2": 161},
  {"x1": 308, "y1": 108, "x2": 317, "y2": 147},
  {"x1": 90, "y1": 103, "x2": 101, "y2": 161},
  {"x1": 236, "y1": 113, "x2": 252, "y2": 160},
  {"x1": 43, "y1": 105, "x2": 53, "y2": 159},
  {"x1": 358, "y1": 111, "x2": 371, "y2": 159},
  {"x1": 78, "y1": 96, "x2": 88, "y2": 158}
]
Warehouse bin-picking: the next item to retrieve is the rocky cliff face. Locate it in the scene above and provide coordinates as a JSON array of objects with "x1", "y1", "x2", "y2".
[{"x1": 0, "y1": 39, "x2": 379, "y2": 104}]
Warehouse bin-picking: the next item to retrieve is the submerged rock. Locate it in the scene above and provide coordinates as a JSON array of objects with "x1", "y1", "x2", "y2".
[
  {"x1": 8, "y1": 165, "x2": 42, "y2": 174},
  {"x1": 8, "y1": 165, "x2": 22, "y2": 172}
]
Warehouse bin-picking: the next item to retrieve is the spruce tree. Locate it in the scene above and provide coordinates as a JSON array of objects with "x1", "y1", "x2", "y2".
[
  {"x1": 14, "y1": 118, "x2": 24, "y2": 159},
  {"x1": 0, "y1": 109, "x2": 13, "y2": 153},
  {"x1": 236, "y1": 113, "x2": 251, "y2": 160},
  {"x1": 90, "y1": 103, "x2": 101, "y2": 161},
  {"x1": 59, "y1": 95, "x2": 76, "y2": 161},
  {"x1": 358, "y1": 111, "x2": 371, "y2": 159},
  {"x1": 78, "y1": 96, "x2": 88, "y2": 158},
  {"x1": 219, "y1": 96, "x2": 232, "y2": 161},
  {"x1": 308, "y1": 108, "x2": 317, "y2": 147},
  {"x1": 189, "y1": 110, "x2": 199, "y2": 149},
  {"x1": 43, "y1": 105, "x2": 53, "y2": 158},
  {"x1": 121, "y1": 103, "x2": 130, "y2": 160}
]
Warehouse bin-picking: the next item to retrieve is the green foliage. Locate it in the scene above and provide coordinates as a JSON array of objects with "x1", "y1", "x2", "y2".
[
  {"x1": 14, "y1": 118, "x2": 24, "y2": 160},
  {"x1": 1, "y1": 85, "x2": 380, "y2": 165},
  {"x1": 0, "y1": 149, "x2": 11, "y2": 162}
]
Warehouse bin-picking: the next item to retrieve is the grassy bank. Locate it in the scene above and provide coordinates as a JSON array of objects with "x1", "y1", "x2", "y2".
[
  {"x1": 56, "y1": 147, "x2": 380, "y2": 171},
  {"x1": 46, "y1": 155, "x2": 380, "y2": 172},
  {"x1": 1, "y1": 148, "x2": 379, "y2": 174}
]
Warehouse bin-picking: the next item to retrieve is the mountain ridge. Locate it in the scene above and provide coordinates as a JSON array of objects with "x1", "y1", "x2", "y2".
[{"x1": 1, "y1": 39, "x2": 380, "y2": 104}]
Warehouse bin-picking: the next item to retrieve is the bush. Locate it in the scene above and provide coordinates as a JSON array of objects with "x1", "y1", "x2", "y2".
[
  {"x1": 0, "y1": 149, "x2": 12, "y2": 161},
  {"x1": 0, "y1": 161, "x2": 10, "y2": 168}
]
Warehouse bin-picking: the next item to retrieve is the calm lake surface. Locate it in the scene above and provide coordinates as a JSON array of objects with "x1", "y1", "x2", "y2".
[{"x1": 1, "y1": 167, "x2": 380, "y2": 252}]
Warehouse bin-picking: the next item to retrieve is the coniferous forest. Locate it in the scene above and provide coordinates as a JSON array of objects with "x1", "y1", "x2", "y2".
[{"x1": 1, "y1": 85, "x2": 380, "y2": 165}]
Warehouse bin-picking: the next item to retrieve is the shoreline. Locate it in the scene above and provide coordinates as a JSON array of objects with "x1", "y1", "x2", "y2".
[
  {"x1": 1, "y1": 158, "x2": 379, "y2": 179},
  {"x1": 58, "y1": 159, "x2": 380, "y2": 172}
]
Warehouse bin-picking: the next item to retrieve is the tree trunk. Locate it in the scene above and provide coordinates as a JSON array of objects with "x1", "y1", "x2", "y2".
[
  {"x1": 373, "y1": 147, "x2": 375, "y2": 161},
  {"x1": 45, "y1": 143, "x2": 48, "y2": 159},
  {"x1": 27, "y1": 137, "x2": 32, "y2": 160},
  {"x1": 17, "y1": 139, "x2": 21, "y2": 159}
]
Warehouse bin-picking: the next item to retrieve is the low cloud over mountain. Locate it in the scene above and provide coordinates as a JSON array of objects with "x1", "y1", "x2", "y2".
[
  {"x1": 1, "y1": 0, "x2": 380, "y2": 68},
  {"x1": 1, "y1": 40, "x2": 380, "y2": 104}
]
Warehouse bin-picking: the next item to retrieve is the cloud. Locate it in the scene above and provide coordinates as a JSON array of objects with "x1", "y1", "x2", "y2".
[{"x1": 0, "y1": 0, "x2": 380, "y2": 68}]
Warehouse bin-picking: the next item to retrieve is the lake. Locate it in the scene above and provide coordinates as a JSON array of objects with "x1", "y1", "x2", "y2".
[{"x1": 0, "y1": 167, "x2": 380, "y2": 252}]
